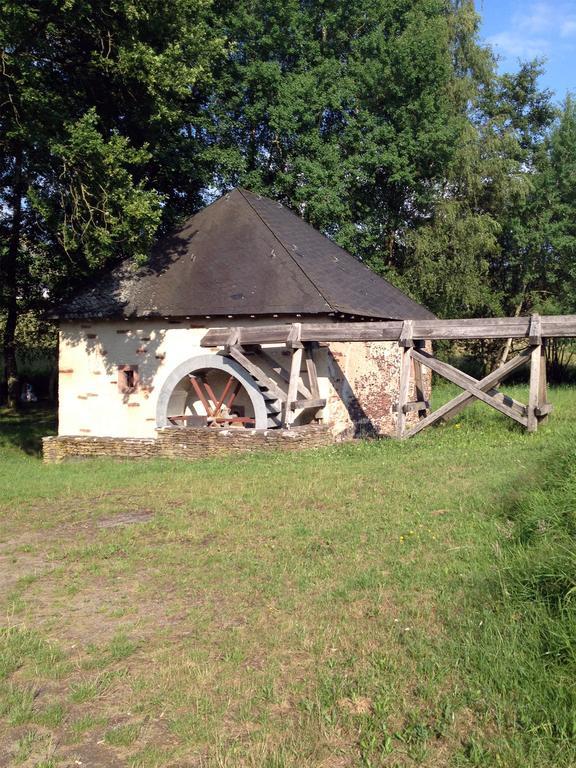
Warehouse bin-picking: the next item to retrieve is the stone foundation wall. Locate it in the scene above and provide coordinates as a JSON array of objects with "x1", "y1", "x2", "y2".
[{"x1": 42, "y1": 425, "x2": 336, "y2": 463}]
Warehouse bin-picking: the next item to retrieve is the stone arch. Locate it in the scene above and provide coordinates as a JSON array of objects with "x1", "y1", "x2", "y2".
[{"x1": 155, "y1": 353, "x2": 269, "y2": 430}]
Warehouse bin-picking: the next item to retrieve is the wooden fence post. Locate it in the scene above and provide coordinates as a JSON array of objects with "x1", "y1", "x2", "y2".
[
  {"x1": 397, "y1": 321, "x2": 413, "y2": 438},
  {"x1": 527, "y1": 314, "x2": 542, "y2": 433}
]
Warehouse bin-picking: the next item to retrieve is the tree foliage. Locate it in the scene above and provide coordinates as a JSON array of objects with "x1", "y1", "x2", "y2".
[
  {"x1": 1, "y1": 0, "x2": 575, "y2": 402},
  {"x1": 0, "y1": 0, "x2": 223, "y2": 403}
]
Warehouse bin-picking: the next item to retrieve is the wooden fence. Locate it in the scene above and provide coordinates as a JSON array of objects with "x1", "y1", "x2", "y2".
[{"x1": 202, "y1": 314, "x2": 576, "y2": 437}]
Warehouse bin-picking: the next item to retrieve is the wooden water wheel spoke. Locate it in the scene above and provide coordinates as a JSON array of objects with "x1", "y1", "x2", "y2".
[
  {"x1": 213, "y1": 374, "x2": 237, "y2": 415},
  {"x1": 189, "y1": 372, "x2": 247, "y2": 423},
  {"x1": 224, "y1": 380, "x2": 242, "y2": 411},
  {"x1": 201, "y1": 379, "x2": 220, "y2": 412},
  {"x1": 188, "y1": 375, "x2": 213, "y2": 416}
]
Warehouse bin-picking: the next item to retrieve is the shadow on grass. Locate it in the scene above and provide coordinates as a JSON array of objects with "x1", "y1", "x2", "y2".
[
  {"x1": 450, "y1": 432, "x2": 576, "y2": 765},
  {"x1": 0, "y1": 405, "x2": 57, "y2": 457}
]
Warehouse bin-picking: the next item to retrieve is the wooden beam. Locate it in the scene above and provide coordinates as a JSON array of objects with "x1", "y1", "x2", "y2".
[
  {"x1": 412, "y1": 340, "x2": 427, "y2": 418},
  {"x1": 201, "y1": 314, "x2": 576, "y2": 347},
  {"x1": 287, "y1": 322, "x2": 303, "y2": 349},
  {"x1": 528, "y1": 343, "x2": 542, "y2": 432},
  {"x1": 411, "y1": 349, "x2": 528, "y2": 426},
  {"x1": 284, "y1": 346, "x2": 303, "y2": 427},
  {"x1": 403, "y1": 350, "x2": 532, "y2": 438},
  {"x1": 436, "y1": 349, "x2": 531, "y2": 422},
  {"x1": 226, "y1": 347, "x2": 287, "y2": 402},
  {"x1": 396, "y1": 345, "x2": 412, "y2": 438},
  {"x1": 528, "y1": 314, "x2": 542, "y2": 345},
  {"x1": 290, "y1": 398, "x2": 326, "y2": 411},
  {"x1": 255, "y1": 348, "x2": 312, "y2": 399},
  {"x1": 538, "y1": 341, "x2": 550, "y2": 423},
  {"x1": 304, "y1": 342, "x2": 320, "y2": 399}
]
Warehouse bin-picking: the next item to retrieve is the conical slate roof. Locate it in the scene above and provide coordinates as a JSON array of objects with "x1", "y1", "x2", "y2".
[{"x1": 58, "y1": 188, "x2": 433, "y2": 321}]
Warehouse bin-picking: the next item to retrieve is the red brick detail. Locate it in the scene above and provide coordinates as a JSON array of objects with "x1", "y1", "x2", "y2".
[
  {"x1": 127, "y1": 402, "x2": 140, "y2": 407},
  {"x1": 59, "y1": 369, "x2": 74, "y2": 374}
]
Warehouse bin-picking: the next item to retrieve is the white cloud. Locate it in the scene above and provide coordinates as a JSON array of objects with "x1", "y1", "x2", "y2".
[
  {"x1": 487, "y1": 2, "x2": 576, "y2": 60},
  {"x1": 514, "y1": 2, "x2": 556, "y2": 35},
  {"x1": 487, "y1": 30, "x2": 549, "y2": 60},
  {"x1": 560, "y1": 19, "x2": 576, "y2": 38}
]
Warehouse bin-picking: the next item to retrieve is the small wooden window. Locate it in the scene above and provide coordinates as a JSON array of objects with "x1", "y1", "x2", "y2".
[{"x1": 118, "y1": 365, "x2": 139, "y2": 393}]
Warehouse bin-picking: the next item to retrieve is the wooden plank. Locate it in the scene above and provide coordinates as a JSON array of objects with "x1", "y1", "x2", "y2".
[
  {"x1": 528, "y1": 343, "x2": 542, "y2": 432},
  {"x1": 304, "y1": 342, "x2": 320, "y2": 399},
  {"x1": 284, "y1": 346, "x2": 303, "y2": 427},
  {"x1": 226, "y1": 347, "x2": 287, "y2": 402},
  {"x1": 396, "y1": 345, "x2": 412, "y2": 438},
  {"x1": 290, "y1": 398, "x2": 326, "y2": 411},
  {"x1": 256, "y1": 348, "x2": 312, "y2": 399},
  {"x1": 201, "y1": 314, "x2": 576, "y2": 347},
  {"x1": 535, "y1": 403, "x2": 553, "y2": 417},
  {"x1": 411, "y1": 349, "x2": 528, "y2": 426}
]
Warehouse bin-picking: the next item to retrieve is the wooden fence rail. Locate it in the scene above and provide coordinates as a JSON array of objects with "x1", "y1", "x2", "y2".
[{"x1": 201, "y1": 314, "x2": 576, "y2": 347}]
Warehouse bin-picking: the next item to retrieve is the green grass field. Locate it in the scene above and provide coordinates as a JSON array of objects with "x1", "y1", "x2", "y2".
[{"x1": 1, "y1": 388, "x2": 575, "y2": 767}]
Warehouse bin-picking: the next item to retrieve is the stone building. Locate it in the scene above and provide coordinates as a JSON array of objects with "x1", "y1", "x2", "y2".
[{"x1": 50, "y1": 188, "x2": 433, "y2": 456}]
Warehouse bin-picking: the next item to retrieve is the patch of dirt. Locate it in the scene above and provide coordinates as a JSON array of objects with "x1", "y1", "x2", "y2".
[
  {"x1": 338, "y1": 696, "x2": 373, "y2": 715},
  {"x1": 97, "y1": 510, "x2": 155, "y2": 528}
]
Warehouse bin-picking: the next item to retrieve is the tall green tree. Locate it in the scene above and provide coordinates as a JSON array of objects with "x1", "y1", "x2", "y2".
[
  {"x1": 0, "y1": 0, "x2": 222, "y2": 405},
  {"x1": 209, "y1": 0, "x2": 490, "y2": 275},
  {"x1": 405, "y1": 61, "x2": 556, "y2": 327}
]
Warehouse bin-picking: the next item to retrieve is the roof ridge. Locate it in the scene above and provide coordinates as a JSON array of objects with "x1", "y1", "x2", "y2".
[{"x1": 237, "y1": 188, "x2": 334, "y2": 312}]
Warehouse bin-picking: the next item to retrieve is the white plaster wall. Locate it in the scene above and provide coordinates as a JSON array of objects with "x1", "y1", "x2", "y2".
[{"x1": 57, "y1": 319, "x2": 401, "y2": 438}]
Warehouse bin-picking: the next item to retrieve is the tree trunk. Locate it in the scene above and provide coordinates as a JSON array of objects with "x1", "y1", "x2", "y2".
[
  {"x1": 1, "y1": 145, "x2": 24, "y2": 408},
  {"x1": 497, "y1": 294, "x2": 525, "y2": 368}
]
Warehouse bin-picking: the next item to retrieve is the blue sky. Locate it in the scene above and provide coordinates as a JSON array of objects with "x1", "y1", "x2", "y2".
[{"x1": 479, "y1": 0, "x2": 576, "y2": 101}]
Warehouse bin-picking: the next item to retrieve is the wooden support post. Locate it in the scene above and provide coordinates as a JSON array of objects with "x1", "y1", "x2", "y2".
[
  {"x1": 536, "y1": 340, "x2": 550, "y2": 421},
  {"x1": 396, "y1": 321, "x2": 413, "y2": 438},
  {"x1": 528, "y1": 345, "x2": 541, "y2": 432},
  {"x1": 304, "y1": 342, "x2": 320, "y2": 399},
  {"x1": 284, "y1": 345, "x2": 303, "y2": 427},
  {"x1": 527, "y1": 314, "x2": 542, "y2": 433},
  {"x1": 412, "y1": 340, "x2": 428, "y2": 418},
  {"x1": 255, "y1": 348, "x2": 312, "y2": 399}
]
